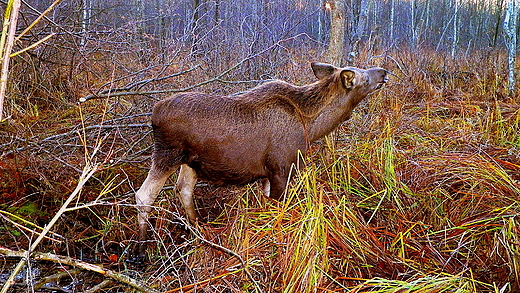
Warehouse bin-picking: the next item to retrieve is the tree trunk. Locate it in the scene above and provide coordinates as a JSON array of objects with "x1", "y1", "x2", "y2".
[
  {"x1": 451, "y1": 0, "x2": 459, "y2": 57},
  {"x1": 326, "y1": 0, "x2": 346, "y2": 66},
  {"x1": 155, "y1": 0, "x2": 167, "y2": 58},
  {"x1": 214, "y1": 0, "x2": 220, "y2": 25},
  {"x1": 318, "y1": 1, "x2": 326, "y2": 43},
  {"x1": 80, "y1": 0, "x2": 91, "y2": 46},
  {"x1": 493, "y1": 0, "x2": 505, "y2": 47},
  {"x1": 410, "y1": 0, "x2": 416, "y2": 48},
  {"x1": 193, "y1": 0, "x2": 200, "y2": 24},
  {"x1": 350, "y1": 0, "x2": 369, "y2": 63},
  {"x1": 191, "y1": 0, "x2": 202, "y2": 54},
  {"x1": 424, "y1": 0, "x2": 430, "y2": 32},
  {"x1": 0, "y1": 0, "x2": 21, "y2": 122},
  {"x1": 136, "y1": 0, "x2": 145, "y2": 35},
  {"x1": 504, "y1": 0, "x2": 518, "y2": 96},
  {"x1": 389, "y1": 0, "x2": 395, "y2": 44}
]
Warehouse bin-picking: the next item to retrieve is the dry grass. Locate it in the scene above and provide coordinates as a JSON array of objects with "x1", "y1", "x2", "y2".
[{"x1": 1, "y1": 45, "x2": 519, "y2": 292}]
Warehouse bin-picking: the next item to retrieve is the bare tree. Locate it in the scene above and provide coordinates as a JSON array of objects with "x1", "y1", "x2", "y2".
[
  {"x1": 492, "y1": 0, "x2": 505, "y2": 47},
  {"x1": 422, "y1": 0, "x2": 431, "y2": 32},
  {"x1": 135, "y1": 0, "x2": 145, "y2": 35},
  {"x1": 80, "y1": 0, "x2": 92, "y2": 46},
  {"x1": 0, "y1": 0, "x2": 21, "y2": 122},
  {"x1": 451, "y1": 0, "x2": 459, "y2": 57},
  {"x1": 389, "y1": 0, "x2": 395, "y2": 44},
  {"x1": 350, "y1": 0, "x2": 370, "y2": 63},
  {"x1": 410, "y1": 0, "x2": 417, "y2": 48},
  {"x1": 214, "y1": 0, "x2": 220, "y2": 24},
  {"x1": 191, "y1": 0, "x2": 203, "y2": 54},
  {"x1": 155, "y1": 0, "x2": 168, "y2": 54},
  {"x1": 326, "y1": 0, "x2": 346, "y2": 65},
  {"x1": 504, "y1": 0, "x2": 518, "y2": 95}
]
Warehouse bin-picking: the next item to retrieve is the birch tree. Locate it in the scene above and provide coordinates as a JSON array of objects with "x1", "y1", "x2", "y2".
[
  {"x1": 504, "y1": 0, "x2": 518, "y2": 95},
  {"x1": 0, "y1": 0, "x2": 21, "y2": 122},
  {"x1": 389, "y1": 0, "x2": 395, "y2": 44},
  {"x1": 80, "y1": 0, "x2": 92, "y2": 46},
  {"x1": 350, "y1": 0, "x2": 370, "y2": 64},
  {"x1": 451, "y1": 0, "x2": 459, "y2": 57},
  {"x1": 410, "y1": 0, "x2": 417, "y2": 48}
]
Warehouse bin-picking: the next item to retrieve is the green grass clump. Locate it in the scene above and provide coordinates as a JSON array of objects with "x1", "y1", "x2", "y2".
[{"x1": 1, "y1": 45, "x2": 519, "y2": 292}]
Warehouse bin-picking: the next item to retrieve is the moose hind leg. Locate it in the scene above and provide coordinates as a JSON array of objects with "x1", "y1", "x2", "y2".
[
  {"x1": 176, "y1": 164, "x2": 198, "y2": 222},
  {"x1": 135, "y1": 163, "x2": 176, "y2": 242}
]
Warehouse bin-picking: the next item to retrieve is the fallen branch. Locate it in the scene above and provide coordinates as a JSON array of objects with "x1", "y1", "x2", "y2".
[
  {"x1": 33, "y1": 268, "x2": 82, "y2": 290},
  {"x1": 85, "y1": 279, "x2": 114, "y2": 293},
  {"x1": 0, "y1": 246, "x2": 158, "y2": 293},
  {"x1": 79, "y1": 33, "x2": 311, "y2": 103},
  {"x1": 83, "y1": 63, "x2": 202, "y2": 102},
  {"x1": 0, "y1": 163, "x2": 98, "y2": 293},
  {"x1": 1, "y1": 122, "x2": 151, "y2": 157},
  {"x1": 172, "y1": 217, "x2": 264, "y2": 293}
]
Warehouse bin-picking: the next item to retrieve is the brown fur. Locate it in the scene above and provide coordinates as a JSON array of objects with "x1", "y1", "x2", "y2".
[{"x1": 135, "y1": 62, "x2": 388, "y2": 244}]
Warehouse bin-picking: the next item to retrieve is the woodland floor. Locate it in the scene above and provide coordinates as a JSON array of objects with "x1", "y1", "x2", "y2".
[{"x1": 0, "y1": 47, "x2": 519, "y2": 292}]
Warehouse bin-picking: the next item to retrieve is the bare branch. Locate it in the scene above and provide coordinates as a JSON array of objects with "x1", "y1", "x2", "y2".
[
  {"x1": 89, "y1": 63, "x2": 202, "y2": 100},
  {"x1": 173, "y1": 217, "x2": 264, "y2": 293},
  {"x1": 0, "y1": 163, "x2": 98, "y2": 293},
  {"x1": 1, "y1": 122, "x2": 151, "y2": 157},
  {"x1": 79, "y1": 33, "x2": 312, "y2": 103},
  {"x1": 0, "y1": 247, "x2": 159, "y2": 293}
]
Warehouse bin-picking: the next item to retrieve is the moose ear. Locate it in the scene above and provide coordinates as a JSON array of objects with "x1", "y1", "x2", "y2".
[
  {"x1": 341, "y1": 70, "x2": 356, "y2": 89},
  {"x1": 311, "y1": 62, "x2": 335, "y2": 80}
]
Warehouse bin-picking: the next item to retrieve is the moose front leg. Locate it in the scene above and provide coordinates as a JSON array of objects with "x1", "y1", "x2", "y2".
[
  {"x1": 265, "y1": 154, "x2": 296, "y2": 200},
  {"x1": 267, "y1": 172, "x2": 289, "y2": 200}
]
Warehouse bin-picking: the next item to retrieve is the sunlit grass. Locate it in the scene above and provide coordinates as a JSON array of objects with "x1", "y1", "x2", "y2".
[
  {"x1": 1, "y1": 45, "x2": 519, "y2": 292},
  {"x1": 155, "y1": 47, "x2": 520, "y2": 291}
]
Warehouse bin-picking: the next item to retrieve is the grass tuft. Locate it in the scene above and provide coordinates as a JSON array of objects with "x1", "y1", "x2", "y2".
[{"x1": 1, "y1": 46, "x2": 519, "y2": 291}]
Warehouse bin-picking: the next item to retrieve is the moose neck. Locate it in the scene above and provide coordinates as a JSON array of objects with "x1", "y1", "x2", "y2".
[
  {"x1": 299, "y1": 80, "x2": 363, "y2": 143},
  {"x1": 308, "y1": 93, "x2": 357, "y2": 142}
]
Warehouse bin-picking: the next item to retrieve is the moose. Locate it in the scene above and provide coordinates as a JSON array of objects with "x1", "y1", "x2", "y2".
[{"x1": 135, "y1": 62, "x2": 388, "y2": 242}]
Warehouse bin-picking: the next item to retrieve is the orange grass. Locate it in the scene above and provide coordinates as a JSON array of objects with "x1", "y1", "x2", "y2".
[
  {"x1": 143, "y1": 48, "x2": 519, "y2": 292},
  {"x1": 1, "y1": 46, "x2": 519, "y2": 292}
]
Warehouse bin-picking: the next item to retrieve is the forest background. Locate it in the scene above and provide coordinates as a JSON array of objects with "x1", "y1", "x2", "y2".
[{"x1": 0, "y1": 0, "x2": 519, "y2": 292}]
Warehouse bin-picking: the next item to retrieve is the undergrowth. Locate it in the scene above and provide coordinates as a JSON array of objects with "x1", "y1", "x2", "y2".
[{"x1": 0, "y1": 45, "x2": 519, "y2": 292}]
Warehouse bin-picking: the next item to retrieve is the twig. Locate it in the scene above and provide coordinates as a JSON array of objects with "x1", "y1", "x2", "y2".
[
  {"x1": 79, "y1": 33, "x2": 310, "y2": 103},
  {"x1": 1, "y1": 122, "x2": 151, "y2": 157},
  {"x1": 178, "y1": 218, "x2": 264, "y2": 293},
  {"x1": 0, "y1": 163, "x2": 98, "y2": 293},
  {"x1": 164, "y1": 267, "x2": 248, "y2": 293},
  {"x1": 33, "y1": 268, "x2": 82, "y2": 290},
  {"x1": 88, "y1": 63, "x2": 202, "y2": 101},
  {"x1": 10, "y1": 33, "x2": 55, "y2": 58},
  {"x1": 84, "y1": 279, "x2": 114, "y2": 293},
  {"x1": 0, "y1": 247, "x2": 158, "y2": 293},
  {"x1": 368, "y1": 54, "x2": 406, "y2": 79},
  {"x1": 0, "y1": 211, "x2": 63, "y2": 243},
  {"x1": 14, "y1": 0, "x2": 62, "y2": 42}
]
